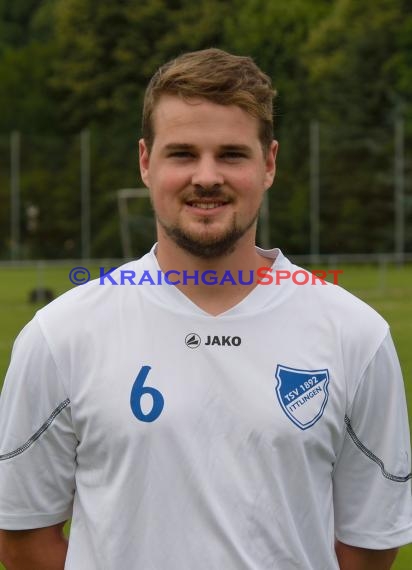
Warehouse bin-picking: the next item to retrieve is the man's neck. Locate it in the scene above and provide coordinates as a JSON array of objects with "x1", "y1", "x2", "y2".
[{"x1": 155, "y1": 238, "x2": 273, "y2": 316}]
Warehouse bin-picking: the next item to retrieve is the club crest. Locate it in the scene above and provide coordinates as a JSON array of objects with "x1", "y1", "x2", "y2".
[{"x1": 275, "y1": 365, "x2": 330, "y2": 430}]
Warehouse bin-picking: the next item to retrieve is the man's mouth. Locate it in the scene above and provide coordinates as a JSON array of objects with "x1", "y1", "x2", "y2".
[
  {"x1": 185, "y1": 196, "x2": 231, "y2": 210},
  {"x1": 188, "y1": 202, "x2": 226, "y2": 209}
]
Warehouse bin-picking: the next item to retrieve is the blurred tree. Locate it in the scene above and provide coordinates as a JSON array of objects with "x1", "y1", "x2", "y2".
[
  {"x1": 306, "y1": 0, "x2": 405, "y2": 125},
  {"x1": 0, "y1": 0, "x2": 58, "y2": 133},
  {"x1": 51, "y1": 0, "x2": 231, "y2": 133},
  {"x1": 0, "y1": 0, "x2": 60, "y2": 258},
  {"x1": 1, "y1": 0, "x2": 411, "y2": 258},
  {"x1": 0, "y1": 0, "x2": 43, "y2": 50},
  {"x1": 305, "y1": 0, "x2": 412, "y2": 253}
]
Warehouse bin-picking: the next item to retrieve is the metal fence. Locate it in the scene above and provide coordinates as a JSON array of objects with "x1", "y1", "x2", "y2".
[{"x1": 1, "y1": 118, "x2": 411, "y2": 261}]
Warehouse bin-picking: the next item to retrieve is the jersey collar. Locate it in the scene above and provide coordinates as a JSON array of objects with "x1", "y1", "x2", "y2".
[{"x1": 132, "y1": 244, "x2": 296, "y2": 318}]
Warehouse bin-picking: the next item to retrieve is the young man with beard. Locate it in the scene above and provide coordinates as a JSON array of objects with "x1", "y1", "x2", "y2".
[{"x1": 0, "y1": 48, "x2": 411, "y2": 570}]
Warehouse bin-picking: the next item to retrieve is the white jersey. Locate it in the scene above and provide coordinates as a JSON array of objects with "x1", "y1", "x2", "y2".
[{"x1": 0, "y1": 247, "x2": 411, "y2": 570}]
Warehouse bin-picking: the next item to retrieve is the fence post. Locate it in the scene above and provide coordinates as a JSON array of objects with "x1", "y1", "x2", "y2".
[
  {"x1": 81, "y1": 129, "x2": 91, "y2": 260},
  {"x1": 394, "y1": 117, "x2": 405, "y2": 264},
  {"x1": 10, "y1": 131, "x2": 21, "y2": 261},
  {"x1": 310, "y1": 120, "x2": 320, "y2": 263}
]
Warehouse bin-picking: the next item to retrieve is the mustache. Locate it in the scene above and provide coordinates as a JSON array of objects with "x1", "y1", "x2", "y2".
[{"x1": 186, "y1": 185, "x2": 229, "y2": 201}]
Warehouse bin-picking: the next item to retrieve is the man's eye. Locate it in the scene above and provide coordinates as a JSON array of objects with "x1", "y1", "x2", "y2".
[
  {"x1": 222, "y1": 152, "x2": 247, "y2": 159},
  {"x1": 169, "y1": 151, "x2": 193, "y2": 158}
]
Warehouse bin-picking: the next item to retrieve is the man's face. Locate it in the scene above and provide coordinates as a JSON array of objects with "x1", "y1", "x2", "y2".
[{"x1": 139, "y1": 95, "x2": 277, "y2": 259}]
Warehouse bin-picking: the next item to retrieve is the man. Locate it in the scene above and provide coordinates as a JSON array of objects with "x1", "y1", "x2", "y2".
[{"x1": 0, "y1": 48, "x2": 411, "y2": 569}]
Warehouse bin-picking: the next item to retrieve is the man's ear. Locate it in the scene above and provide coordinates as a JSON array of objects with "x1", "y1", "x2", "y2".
[
  {"x1": 139, "y1": 139, "x2": 150, "y2": 188},
  {"x1": 264, "y1": 140, "x2": 278, "y2": 190}
]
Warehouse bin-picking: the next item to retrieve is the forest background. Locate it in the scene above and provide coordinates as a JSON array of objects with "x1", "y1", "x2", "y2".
[{"x1": 0, "y1": 0, "x2": 411, "y2": 260}]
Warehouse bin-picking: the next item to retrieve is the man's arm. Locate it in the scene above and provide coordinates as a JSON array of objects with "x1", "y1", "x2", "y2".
[
  {"x1": 335, "y1": 540, "x2": 398, "y2": 570},
  {"x1": 0, "y1": 523, "x2": 68, "y2": 570}
]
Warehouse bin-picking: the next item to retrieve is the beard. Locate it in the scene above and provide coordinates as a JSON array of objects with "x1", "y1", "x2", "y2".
[{"x1": 157, "y1": 209, "x2": 260, "y2": 260}]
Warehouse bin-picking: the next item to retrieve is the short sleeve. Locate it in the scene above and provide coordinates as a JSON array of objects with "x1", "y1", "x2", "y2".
[
  {"x1": 333, "y1": 332, "x2": 412, "y2": 548},
  {"x1": 0, "y1": 317, "x2": 77, "y2": 530}
]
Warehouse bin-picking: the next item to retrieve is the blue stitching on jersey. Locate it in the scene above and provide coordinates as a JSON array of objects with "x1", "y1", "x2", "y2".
[
  {"x1": 344, "y1": 415, "x2": 412, "y2": 483},
  {"x1": 0, "y1": 399, "x2": 71, "y2": 461}
]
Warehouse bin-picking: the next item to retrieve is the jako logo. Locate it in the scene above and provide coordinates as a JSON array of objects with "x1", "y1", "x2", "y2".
[
  {"x1": 205, "y1": 335, "x2": 241, "y2": 347},
  {"x1": 185, "y1": 333, "x2": 201, "y2": 348},
  {"x1": 185, "y1": 334, "x2": 242, "y2": 348}
]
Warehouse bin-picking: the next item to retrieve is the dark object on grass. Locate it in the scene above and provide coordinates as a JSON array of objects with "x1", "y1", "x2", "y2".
[{"x1": 28, "y1": 288, "x2": 55, "y2": 304}]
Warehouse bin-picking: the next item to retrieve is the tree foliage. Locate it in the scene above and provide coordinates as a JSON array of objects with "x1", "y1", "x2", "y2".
[
  {"x1": 0, "y1": 0, "x2": 411, "y2": 259},
  {"x1": 304, "y1": 0, "x2": 412, "y2": 252},
  {"x1": 51, "y1": 0, "x2": 231, "y2": 132}
]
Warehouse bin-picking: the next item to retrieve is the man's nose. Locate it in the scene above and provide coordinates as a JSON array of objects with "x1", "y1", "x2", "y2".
[{"x1": 191, "y1": 156, "x2": 224, "y2": 189}]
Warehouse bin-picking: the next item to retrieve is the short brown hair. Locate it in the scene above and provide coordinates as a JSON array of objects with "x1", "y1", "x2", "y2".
[{"x1": 142, "y1": 48, "x2": 276, "y2": 153}]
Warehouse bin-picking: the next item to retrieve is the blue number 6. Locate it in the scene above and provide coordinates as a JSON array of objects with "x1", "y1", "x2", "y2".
[{"x1": 130, "y1": 366, "x2": 165, "y2": 422}]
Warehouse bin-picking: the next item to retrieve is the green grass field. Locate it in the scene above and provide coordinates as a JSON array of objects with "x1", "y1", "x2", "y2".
[{"x1": 0, "y1": 262, "x2": 411, "y2": 569}]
